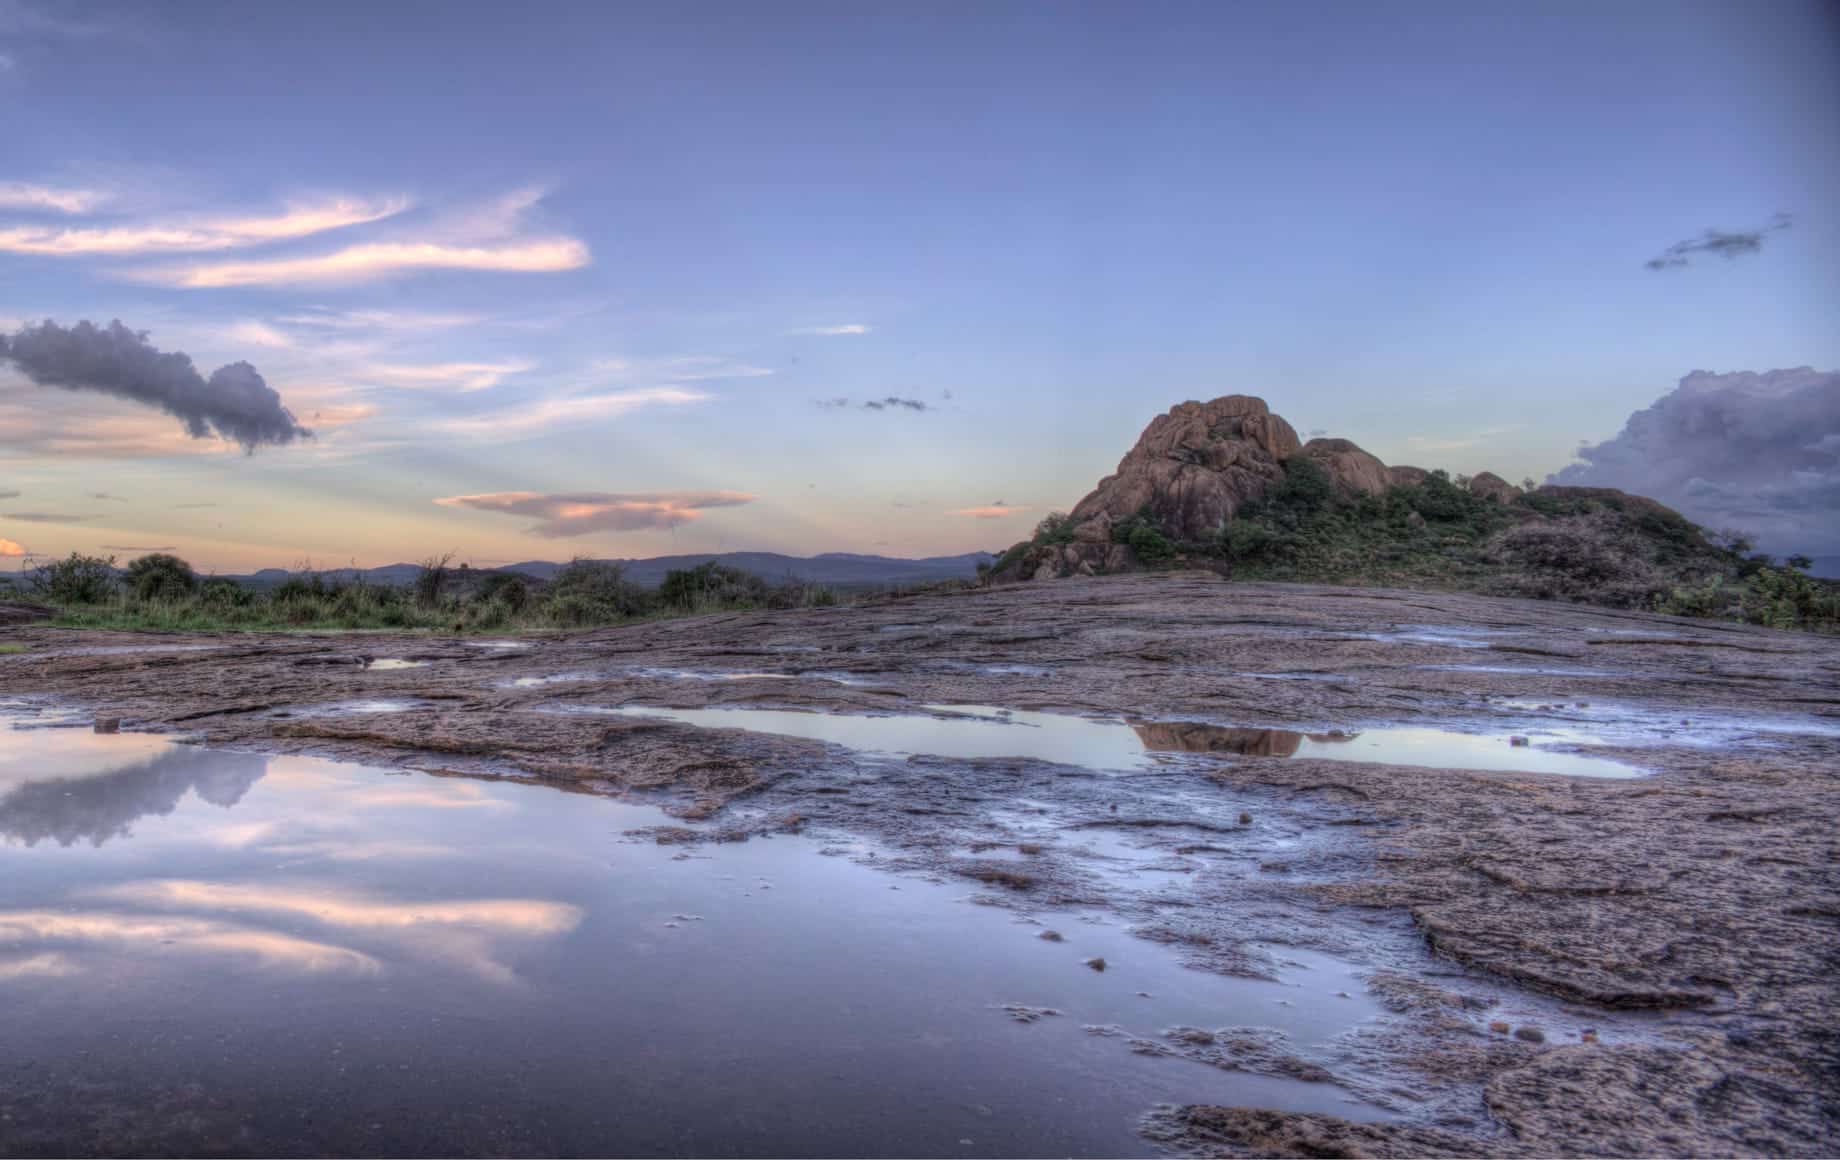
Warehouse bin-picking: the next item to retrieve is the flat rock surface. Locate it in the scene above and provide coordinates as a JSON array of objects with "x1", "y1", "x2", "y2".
[{"x1": 4, "y1": 573, "x2": 1837, "y2": 1156}]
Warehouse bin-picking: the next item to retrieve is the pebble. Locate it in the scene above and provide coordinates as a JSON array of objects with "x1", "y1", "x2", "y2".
[
  {"x1": 1508, "y1": 736, "x2": 1530, "y2": 747},
  {"x1": 1514, "y1": 1025, "x2": 1546, "y2": 1043},
  {"x1": 1488, "y1": 1020, "x2": 1512, "y2": 1034},
  {"x1": 1239, "y1": 811, "x2": 1253, "y2": 825},
  {"x1": 1084, "y1": 957, "x2": 1107, "y2": 972},
  {"x1": 93, "y1": 717, "x2": 120, "y2": 734},
  {"x1": 1038, "y1": 930, "x2": 1064, "y2": 942}
]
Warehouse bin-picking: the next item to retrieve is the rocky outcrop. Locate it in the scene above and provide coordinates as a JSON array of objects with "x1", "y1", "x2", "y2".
[
  {"x1": 990, "y1": 392, "x2": 1707, "y2": 588},
  {"x1": 1067, "y1": 395, "x2": 1300, "y2": 542},
  {"x1": 1468, "y1": 471, "x2": 1524, "y2": 504},
  {"x1": 1301, "y1": 437, "x2": 1391, "y2": 496}
]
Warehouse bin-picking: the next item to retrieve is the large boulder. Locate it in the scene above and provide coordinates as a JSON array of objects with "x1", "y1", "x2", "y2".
[
  {"x1": 1067, "y1": 395, "x2": 1301, "y2": 541},
  {"x1": 1301, "y1": 437, "x2": 1392, "y2": 496},
  {"x1": 1389, "y1": 465, "x2": 1431, "y2": 488},
  {"x1": 1468, "y1": 471, "x2": 1524, "y2": 504}
]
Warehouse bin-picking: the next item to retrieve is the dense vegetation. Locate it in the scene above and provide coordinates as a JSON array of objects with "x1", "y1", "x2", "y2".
[
  {"x1": 998, "y1": 457, "x2": 1840, "y2": 633},
  {"x1": 0, "y1": 554, "x2": 838, "y2": 633}
]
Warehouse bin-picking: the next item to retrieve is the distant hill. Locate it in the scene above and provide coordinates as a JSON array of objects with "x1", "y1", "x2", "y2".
[
  {"x1": 231, "y1": 551, "x2": 993, "y2": 591},
  {"x1": 1808, "y1": 557, "x2": 1840, "y2": 580}
]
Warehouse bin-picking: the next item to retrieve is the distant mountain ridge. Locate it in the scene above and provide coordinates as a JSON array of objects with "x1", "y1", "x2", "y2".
[{"x1": 230, "y1": 551, "x2": 994, "y2": 590}]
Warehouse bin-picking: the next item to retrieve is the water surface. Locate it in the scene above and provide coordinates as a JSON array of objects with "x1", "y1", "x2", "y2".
[{"x1": 0, "y1": 707, "x2": 1383, "y2": 1157}]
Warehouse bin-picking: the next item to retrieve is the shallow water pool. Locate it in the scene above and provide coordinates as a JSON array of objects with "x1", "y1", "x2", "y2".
[{"x1": 0, "y1": 707, "x2": 1385, "y2": 1156}]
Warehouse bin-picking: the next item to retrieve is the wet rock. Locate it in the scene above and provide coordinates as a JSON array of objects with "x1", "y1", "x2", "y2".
[
  {"x1": 1513, "y1": 1025, "x2": 1546, "y2": 1044},
  {"x1": 998, "y1": 1004, "x2": 1060, "y2": 1023},
  {"x1": 1084, "y1": 957, "x2": 1107, "y2": 972},
  {"x1": 1037, "y1": 930, "x2": 1064, "y2": 942},
  {"x1": 93, "y1": 717, "x2": 120, "y2": 734}
]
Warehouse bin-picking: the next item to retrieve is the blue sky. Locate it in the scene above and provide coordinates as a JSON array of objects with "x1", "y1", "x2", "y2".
[{"x1": 1, "y1": 0, "x2": 1835, "y2": 570}]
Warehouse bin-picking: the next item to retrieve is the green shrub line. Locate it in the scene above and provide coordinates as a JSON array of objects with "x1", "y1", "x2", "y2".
[{"x1": 0, "y1": 554, "x2": 841, "y2": 634}]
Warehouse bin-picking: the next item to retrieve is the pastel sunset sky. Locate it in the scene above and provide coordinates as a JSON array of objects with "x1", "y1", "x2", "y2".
[{"x1": 2, "y1": 0, "x2": 1835, "y2": 571}]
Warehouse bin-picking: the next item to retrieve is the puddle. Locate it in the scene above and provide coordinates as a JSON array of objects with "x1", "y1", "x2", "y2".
[
  {"x1": 1418, "y1": 664, "x2": 1624, "y2": 678},
  {"x1": 922, "y1": 660, "x2": 1055, "y2": 678},
  {"x1": 364, "y1": 658, "x2": 427, "y2": 671},
  {"x1": 629, "y1": 667, "x2": 800, "y2": 682},
  {"x1": 0, "y1": 711, "x2": 1385, "y2": 1155},
  {"x1": 585, "y1": 704, "x2": 1158, "y2": 770},
  {"x1": 504, "y1": 671, "x2": 602, "y2": 688},
  {"x1": 464, "y1": 639, "x2": 533, "y2": 651},
  {"x1": 1361, "y1": 625, "x2": 1520, "y2": 649},
  {"x1": 270, "y1": 699, "x2": 428, "y2": 718},
  {"x1": 1493, "y1": 699, "x2": 1840, "y2": 744},
  {"x1": 590, "y1": 703, "x2": 1645, "y2": 779},
  {"x1": 1134, "y1": 722, "x2": 1642, "y2": 778}
]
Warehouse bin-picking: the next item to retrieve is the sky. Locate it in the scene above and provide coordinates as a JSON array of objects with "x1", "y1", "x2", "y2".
[{"x1": 1, "y1": 0, "x2": 1836, "y2": 571}]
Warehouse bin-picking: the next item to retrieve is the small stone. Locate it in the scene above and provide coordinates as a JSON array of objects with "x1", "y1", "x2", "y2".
[
  {"x1": 1084, "y1": 957, "x2": 1107, "y2": 972},
  {"x1": 1513, "y1": 1025, "x2": 1546, "y2": 1043},
  {"x1": 1508, "y1": 736, "x2": 1530, "y2": 747},
  {"x1": 93, "y1": 717, "x2": 120, "y2": 734},
  {"x1": 1581, "y1": 1029, "x2": 1599, "y2": 1044},
  {"x1": 1239, "y1": 811, "x2": 1252, "y2": 825},
  {"x1": 1488, "y1": 1021, "x2": 1512, "y2": 1034},
  {"x1": 1038, "y1": 930, "x2": 1064, "y2": 942}
]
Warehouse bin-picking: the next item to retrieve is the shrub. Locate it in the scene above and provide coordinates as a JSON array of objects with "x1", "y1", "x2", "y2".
[
  {"x1": 1486, "y1": 515, "x2": 1666, "y2": 607},
  {"x1": 545, "y1": 559, "x2": 650, "y2": 621},
  {"x1": 1032, "y1": 512, "x2": 1075, "y2": 544},
  {"x1": 415, "y1": 552, "x2": 453, "y2": 608},
  {"x1": 126, "y1": 553, "x2": 198, "y2": 601},
  {"x1": 658, "y1": 561, "x2": 767, "y2": 610},
  {"x1": 200, "y1": 577, "x2": 253, "y2": 608},
  {"x1": 29, "y1": 553, "x2": 117, "y2": 604},
  {"x1": 476, "y1": 572, "x2": 531, "y2": 612}
]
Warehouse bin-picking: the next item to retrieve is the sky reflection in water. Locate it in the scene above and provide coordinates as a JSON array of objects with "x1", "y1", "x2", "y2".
[{"x1": 0, "y1": 710, "x2": 1385, "y2": 1157}]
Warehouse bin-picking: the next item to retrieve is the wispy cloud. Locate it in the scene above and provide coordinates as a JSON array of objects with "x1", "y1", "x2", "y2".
[
  {"x1": 786, "y1": 323, "x2": 870, "y2": 336},
  {"x1": 1645, "y1": 213, "x2": 1793, "y2": 271},
  {"x1": 0, "y1": 196, "x2": 407, "y2": 256},
  {"x1": 274, "y1": 307, "x2": 482, "y2": 332},
  {"x1": 595, "y1": 355, "x2": 772, "y2": 383},
  {"x1": 0, "y1": 181, "x2": 109, "y2": 214},
  {"x1": 99, "y1": 544, "x2": 174, "y2": 552},
  {"x1": 4, "y1": 511, "x2": 93, "y2": 523},
  {"x1": 435, "y1": 489, "x2": 754, "y2": 536},
  {"x1": 1404, "y1": 425, "x2": 1521, "y2": 452},
  {"x1": 136, "y1": 237, "x2": 589, "y2": 288},
  {"x1": 437, "y1": 387, "x2": 706, "y2": 436},
  {"x1": 221, "y1": 320, "x2": 296, "y2": 349},
  {"x1": 949, "y1": 504, "x2": 1028, "y2": 519},
  {"x1": 364, "y1": 361, "x2": 531, "y2": 392}
]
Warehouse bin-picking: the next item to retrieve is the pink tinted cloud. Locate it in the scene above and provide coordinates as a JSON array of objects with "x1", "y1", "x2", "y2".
[{"x1": 435, "y1": 490, "x2": 755, "y2": 537}]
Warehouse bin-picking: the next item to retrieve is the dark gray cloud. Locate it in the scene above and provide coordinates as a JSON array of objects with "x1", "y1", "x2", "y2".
[
  {"x1": 816, "y1": 396, "x2": 929, "y2": 413},
  {"x1": 5, "y1": 511, "x2": 93, "y2": 523},
  {"x1": 1550, "y1": 367, "x2": 1840, "y2": 555},
  {"x1": 1645, "y1": 213, "x2": 1792, "y2": 271},
  {"x1": 0, "y1": 319, "x2": 311, "y2": 452},
  {"x1": 88, "y1": 491, "x2": 126, "y2": 502}
]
